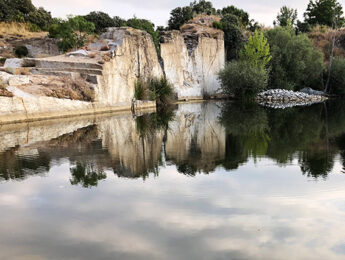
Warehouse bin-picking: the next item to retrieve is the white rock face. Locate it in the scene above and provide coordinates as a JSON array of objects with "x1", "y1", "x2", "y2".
[
  {"x1": 4, "y1": 58, "x2": 23, "y2": 68},
  {"x1": 161, "y1": 23, "x2": 225, "y2": 100},
  {"x1": 95, "y1": 27, "x2": 164, "y2": 105}
]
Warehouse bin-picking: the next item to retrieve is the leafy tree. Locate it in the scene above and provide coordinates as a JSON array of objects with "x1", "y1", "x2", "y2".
[
  {"x1": 218, "y1": 60, "x2": 268, "y2": 100},
  {"x1": 304, "y1": 0, "x2": 345, "y2": 28},
  {"x1": 113, "y1": 16, "x2": 126, "y2": 27},
  {"x1": 240, "y1": 30, "x2": 272, "y2": 69},
  {"x1": 168, "y1": 6, "x2": 193, "y2": 30},
  {"x1": 328, "y1": 57, "x2": 345, "y2": 95},
  {"x1": 274, "y1": 6, "x2": 298, "y2": 27},
  {"x1": 84, "y1": 11, "x2": 115, "y2": 33},
  {"x1": 266, "y1": 26, "x2": 324, "y2": 90},
  {"x1": 27, "y1": 7, "x2": 52, "y2": 30},
  {"x1": 220, "y1": 14, "x2": 244, "y2": 61},
  {"x1": 70, "y1": 162, "x2": 106, "y2": 188},
  {"x1": 190, "y1": 0, "x2": 215, "y2": 15},
  {"x1": 49, "y1": 16, "x2": 95, "y2": 52},
  {"x1": 218, "y1": 5, "x2": 250, "y2": 27}
]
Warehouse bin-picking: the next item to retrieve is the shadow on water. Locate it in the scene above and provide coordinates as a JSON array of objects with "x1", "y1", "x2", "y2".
[{"x1": 2, "y1": 100, "x2": 345, "y2": 185}]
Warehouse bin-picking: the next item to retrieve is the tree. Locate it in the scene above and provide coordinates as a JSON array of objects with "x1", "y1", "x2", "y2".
[
  {"x1": 168, "y1": 6, "x2": 193, "y2": 30},
  {"x1": 113, "y1": 16, "x2": 126, "y2": 27},
  {"x1": 27, "y1": 7, "x2": 52, "y2": 30},
  {"x1": 266, "y1": 26, "x2": 324, "y2": 90},
  {"x1": 220, "y1": 14, "x2": 244, "y2": 61},
  {"x1": 304, "y1": 0, "x2": 345, "y2": 28},
  {"x1": 328, "y1": 57, "x2": 345, "y2": 95},
  {"x1": 274, "y1": 6, "x2": 298, "y2": 27},
  {"x1": 218, "y1": 60, "x2": 268, "y2": 100},
  {"x1": 48, "y1": 16, "x2": 95, "y2": 52},
  {"x1": 218, "y1": 5, "x2": 250, "y2": 27},
  {"x1": 84, "y1": 11, "x2": 115, "y2": 33},
  {"x1": 240, "y1": 30, "x2": 272, "y2": 69},
  {"x1": 190, "y1": 0, "x2": 215, "y2": 15}
]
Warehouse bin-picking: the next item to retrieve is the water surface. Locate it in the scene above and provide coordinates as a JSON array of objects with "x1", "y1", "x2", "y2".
[{"x1": 1, "y1": 101, "x2": 345, "y2": 260}]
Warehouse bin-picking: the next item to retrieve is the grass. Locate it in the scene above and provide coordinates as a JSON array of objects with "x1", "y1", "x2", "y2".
[{"x1": 0, "y1": 22, "x2": 47, "y2": 38}]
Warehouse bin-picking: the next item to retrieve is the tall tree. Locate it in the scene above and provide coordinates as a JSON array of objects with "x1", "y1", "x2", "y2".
[
  {"x1": 168, "y1": 6, "x2": 193, "y2": 30},
  {"x1": 304, "y1": 0, "x2": 345, "y2": 27},
  {"x1": 190, "y1": 0, "x2": 215, "y2": 15},
  {"x1": 274, "y1": 6, "x2": 298, "y2": 27}
]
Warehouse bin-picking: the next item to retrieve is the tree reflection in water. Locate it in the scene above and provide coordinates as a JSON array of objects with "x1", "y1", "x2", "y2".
[{"x1": 1, "y1": 101, "x2": 345, "y2": 184}]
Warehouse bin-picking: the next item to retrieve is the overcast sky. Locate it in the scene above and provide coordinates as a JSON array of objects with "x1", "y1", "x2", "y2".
[{"x1": 32, "y1": 0, "x2": 345, "y2": 27}]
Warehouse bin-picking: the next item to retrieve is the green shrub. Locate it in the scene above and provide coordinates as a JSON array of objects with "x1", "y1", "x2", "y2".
[
  {"x1": 134, "y1": 77, "x2": 175, "y2": 105},
  {"x1": 328, "y1": 57, "x2": 345, "y2": 96},
  {"x1": 266, "y1": 26, "x2": 324, "y2": 90},
  {"x1": 84, "y1": 11, "x2": 115, "y2": 33},
  {"x1": 15, "y1": 45, "x2": 28, "y2": 57},
  {"x1": 218, "y1": 60, "x2": 268, "y2": 100}
]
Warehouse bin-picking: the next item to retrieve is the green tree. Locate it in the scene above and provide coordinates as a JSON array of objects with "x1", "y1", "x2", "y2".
[
  {"x1": 220, "y1": 14, "x2": 244, "y2": 61},
  {"x1": 240, "y1": 30, "x2": 272, "y2": 69},
  {"x1": 266, "y1": 26, "x2": 324, "y2": 90},
  {"x1": 274, "y1": 6, "x2": 298, "y2": 27},
  {"x1": 304, "y1": 0, "x2": 345, "y2": 27},
  {"x1": 49, "y1": 16, "x2": 95, "y2": 52},
  {"x1": 27, "y1": 7, "x2": 52, "y2": 30},
  {"x1": 168, "y1": 6, "x2": 193, "y2": 30},
  {"x1": 84, "y1": 11, "x2": 115, "y2": 33},
  {"x1": 190, "y1": 0, "x2": 215, "y2": 15},
  {"x1": 113, "y1": 16, "x2": 126, "y2": 27},
  {"x1": 218, "y1": 60, "x2": 268, "y2": 100},
  {"x1": 218, "y1": 5, "x2": 250, "y2": 27},
  {"x1": 328, "y1": 57, "x2": 345, "y2": 95}
]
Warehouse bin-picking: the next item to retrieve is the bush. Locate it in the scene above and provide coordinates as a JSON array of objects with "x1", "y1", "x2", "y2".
[
  {"x1": 266, "y1": 26, "x2": 324, "y2": 90},
  {"x1": 15, "y1": 45, "x2": 28, "y2": 57},
  {"x1": 134, "y1": 77, "x2": 175, "y2": 105},
  {"x1": 84, "y1": 11, "x2": 115, "y2": 33},
  {"x1": 328, "y1": 57, "x2": 345, "y2": 95},
  {"x1": 48, "y1": 16, "x2": 95, "y2": 52},
  {"x1": 218, "y1": 60, "x2": 268, "y2": 100}
]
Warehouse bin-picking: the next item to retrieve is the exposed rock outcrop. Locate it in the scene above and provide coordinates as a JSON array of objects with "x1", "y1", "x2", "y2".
[{"x1": 161, "y1": 16, "x2": 225, "y2": 100}]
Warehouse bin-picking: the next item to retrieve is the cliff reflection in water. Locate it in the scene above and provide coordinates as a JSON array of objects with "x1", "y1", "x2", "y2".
[{"x1": 1, "y1": 101, "x2": 345, "y2": 185}]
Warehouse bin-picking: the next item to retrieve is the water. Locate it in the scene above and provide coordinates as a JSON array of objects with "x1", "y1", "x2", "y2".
[{"x1": 1, "y1": 101, "x2": 345, "y2": 260}]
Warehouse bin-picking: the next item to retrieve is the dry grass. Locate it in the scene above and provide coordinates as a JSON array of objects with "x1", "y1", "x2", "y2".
[
  {"x1": 0, "y1": 22, "x2": 47, "y2": 38},
  {"x1": 45, "y1": 76, "x2": 95, "y2": 102}
]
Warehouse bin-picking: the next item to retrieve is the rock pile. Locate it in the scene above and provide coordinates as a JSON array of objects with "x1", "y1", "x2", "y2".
[{"x1": 257, "y1": 89, "x2": 328, "y2": 109}]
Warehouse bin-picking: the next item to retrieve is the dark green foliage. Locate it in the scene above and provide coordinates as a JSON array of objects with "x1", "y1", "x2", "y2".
[
  {"x1": 134, "y1": 77, "x2": 175, "y2": 105},
  {"x1": 113, "y1": 16, "x2": 126, "y2": 27},
  {"x1": 14, "y1": 45, "x2": 28, "y2": 57},
  {"x1": 218, "y1": 60, "x2": 268, "y2": 100},
  {"x1": 328, "y1": 57, "x2": 345, "y2": 95},
  {"x1": 168, "y1": 6, "x2": 193, "y2": 30},
  {"x1": 48, "y1": 16, "x2": 95, "y2": 52},
  {"x1": 296, "y1": 20, "x2": 312, "y2": 33},
  {"x1": 84, "y1": 11, "x2": 115, "y2": 33},
  {"x1": 218, "y1": 5, "x2": 250, "y2": 27},
  {"x1": 304, "y1": 0, "x2": 345, "y2": 27},
  {"x1": 0, "y1": 0, "x2": 52, "y2": 30},
  {"x1": 26, "y1": 7, "x2": 52, "y2": 30},
  {"x1": 220, "y1": 14, "x2": 244, "y2": 61},
  {"x1": 70, "y1": 162, "x2": 106, "y2": 188},
  {"x1": 126, "y1": 17, "x2": 159, "y2": 53},
  {"x1": 190, "y1": 0, "x2": 216, "y2": 15},
  {"x1": 274, "y1": 6, "x2": 298, "y2": 27},
  {"x1": 266, "y1": 26, "x2": 324, "y2": 90}
]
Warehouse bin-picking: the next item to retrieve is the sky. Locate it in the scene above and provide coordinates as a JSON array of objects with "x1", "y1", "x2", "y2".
[{"x1": 32, "y1": 0, "x2": 345, "y2": 27}]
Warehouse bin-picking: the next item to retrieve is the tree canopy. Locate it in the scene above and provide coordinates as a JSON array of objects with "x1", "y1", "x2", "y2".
[{"x1": 274, "y1": 6, "x2": 298, "y2": 27}]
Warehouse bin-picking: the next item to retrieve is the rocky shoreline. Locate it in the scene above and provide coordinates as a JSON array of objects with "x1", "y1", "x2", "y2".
[{"x1": 257, "y1": 89, "x2": 328, "y2": 109}]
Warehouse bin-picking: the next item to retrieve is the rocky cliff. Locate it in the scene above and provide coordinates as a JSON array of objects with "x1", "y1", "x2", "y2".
[
  {"x1": 161, "y1": 16, "x2": 225, "y2": 100},
  {"x1": 0, "y1": 17, "x2": 225, "y2": 123}
]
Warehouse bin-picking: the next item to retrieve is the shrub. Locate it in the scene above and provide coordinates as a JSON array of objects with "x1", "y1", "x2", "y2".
[
  {"x1": 168, "y1": 6, "x2": 193, "y2": 30},
  {"x1": 328, "y1": 57, "x2": 345, "y2": 95},
  {"x1": 266, "y1": 26, "x2": 324, "y2": 90},
  {"x1": 218, "y1": 60, "x2": 268, "y2": 100},
  {"x1": 15, "y1": 45, "x2": 28, "y2": 57},
  {"x1": 134, "y1": 77, "x2": 175, "y2": 105},
  {"x1": 48, "y1": 16, "x2": 95, "y2": 52},
  {"x1": 84, "y1": 11, "x2": 115, "y2": 33}
]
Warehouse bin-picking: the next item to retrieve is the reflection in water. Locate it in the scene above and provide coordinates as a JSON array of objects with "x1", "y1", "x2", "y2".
[
  {"x1": 2, "y1": 101, "x2": 345, "y2": 259},
  {"x1": 1, "y1": 101, "x2": 345, "y2": 182}
]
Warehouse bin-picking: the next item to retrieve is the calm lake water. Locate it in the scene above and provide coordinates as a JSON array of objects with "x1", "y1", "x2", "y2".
[{"x1": 1, "y1": 101, "x2": 345, "y2": 260}]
